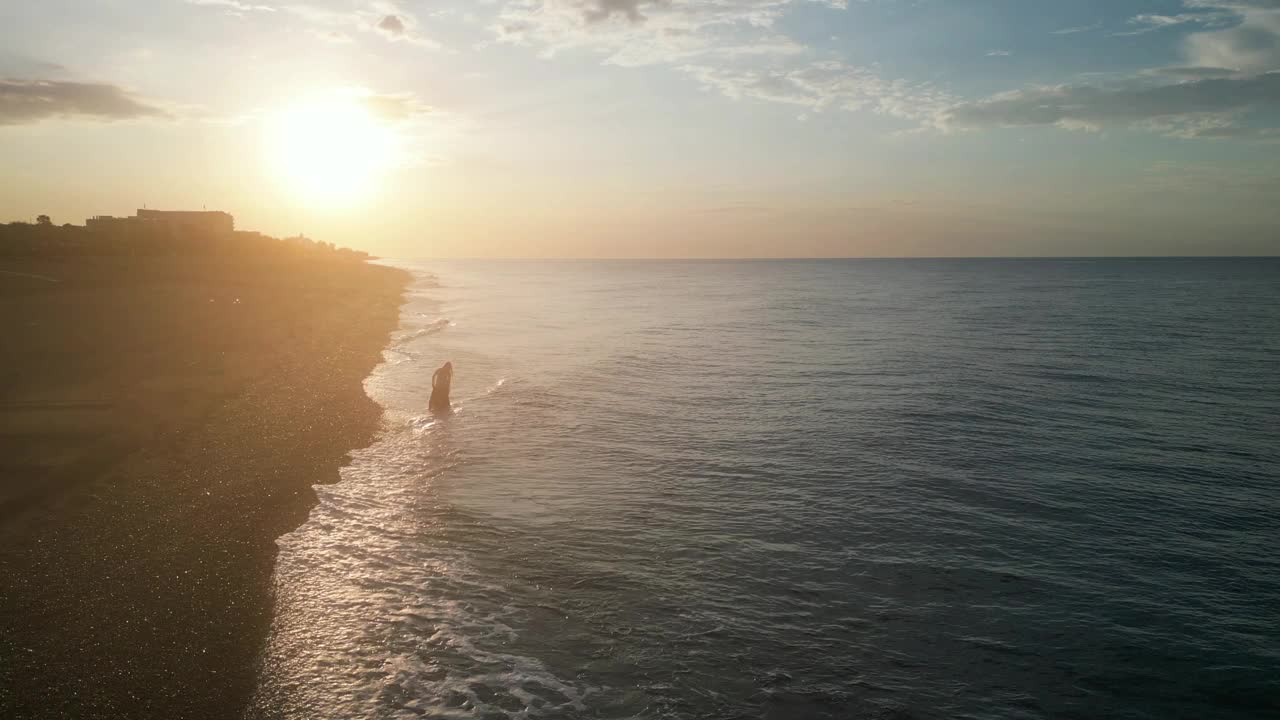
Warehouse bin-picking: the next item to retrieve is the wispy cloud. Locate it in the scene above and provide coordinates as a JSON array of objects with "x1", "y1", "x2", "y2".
[
  {"x1": 275, "y1": 1, "x2": 441, "y2": 48},
  {"x1": 0, "y1": 79, "x2": 167, "y2": 125},
  {"x1": 936, "y1": 72, "x2": 1280, "y2": 138},
  {"x1": 1050, "y1": 21, "x2": 1102, "y2": 35},
  {"x1": 492, "y1": 0, "x2": 840, "y2": 67},
  {"x1": 188, "y1": 0, "x2": 1280, "y2": 143},
  {"x1": 491, "y1": 0, "x2": 950, "y2": 126},
  {"x1": 312, "y1": 28, "x2": 355, "y2": 43},
  {"x1": 359, "y1": 90, "x2": 432, "y2": 121},
  {"x1": 951, "y1": 1, "x2": 1280, "y2": 140},
  {"x1": 683, "y1": 61, "x2": 950, "y2": 122},
  {"x1": 1117, "y1": 11, "x2": 1235, "y2": 35},
  {"x1": 184, "y1": 0, "x2": 277, "y2": 13},
  {"x1": 1147, "y1": 65, "x2": 1243, "y2": 78}
]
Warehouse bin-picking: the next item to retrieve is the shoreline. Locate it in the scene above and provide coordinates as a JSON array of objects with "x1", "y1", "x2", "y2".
[
  {"x1": 244, "y1": 262, "x2": 423, "y2": 719},
  {"x1": 0, "y1": 255, "x2": 411, "y2": 719}
]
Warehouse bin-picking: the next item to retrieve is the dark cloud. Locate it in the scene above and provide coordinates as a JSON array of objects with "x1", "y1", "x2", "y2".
[
  {"x1": 940, "y1": 71, "x2": 1280, "y2": 135},
  {"x1": 378, "y1": 14, "x2": 406, "y2": 35},
  {"x1": 0, "y1": 79, "x2": 166, "y2": 125}
]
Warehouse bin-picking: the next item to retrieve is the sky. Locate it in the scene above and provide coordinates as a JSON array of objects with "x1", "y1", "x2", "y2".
[{"x1": 2, "y1": 0, "x2": 1279, "y2": 257}]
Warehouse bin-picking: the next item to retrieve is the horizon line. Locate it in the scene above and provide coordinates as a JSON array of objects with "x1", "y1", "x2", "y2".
[{"x1": 380, "y1": 255, "x2": 1280, "y2": 261}]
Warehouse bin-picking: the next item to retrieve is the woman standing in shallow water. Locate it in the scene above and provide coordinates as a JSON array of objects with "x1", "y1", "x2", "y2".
[{"x1": 429, "y1": 361, "x2": 453, "y2": 413}]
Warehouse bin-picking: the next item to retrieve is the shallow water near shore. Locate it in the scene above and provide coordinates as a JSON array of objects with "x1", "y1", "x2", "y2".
[{"x1": 251, "y1": 259, "x2": 1280, "y2": 719}]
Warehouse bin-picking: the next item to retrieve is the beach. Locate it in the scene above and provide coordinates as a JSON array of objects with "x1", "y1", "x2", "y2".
[{"x1": 0, "y1": 254, "x2": 409, "y2": 718}]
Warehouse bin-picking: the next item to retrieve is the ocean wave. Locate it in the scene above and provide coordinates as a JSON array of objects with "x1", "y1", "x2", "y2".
[{"x1": 393, "y1": 318, "x2": 453, "y2": 347}]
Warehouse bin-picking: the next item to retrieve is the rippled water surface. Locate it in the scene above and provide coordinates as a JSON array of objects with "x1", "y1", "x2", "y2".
[{"x1": 251, "y1": 259, "x2": 1280, "y2": 720}]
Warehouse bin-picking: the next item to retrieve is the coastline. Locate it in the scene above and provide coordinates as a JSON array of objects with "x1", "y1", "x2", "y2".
[{"x1": 0, "y1": 255, "x2": 410, "y2": 718}]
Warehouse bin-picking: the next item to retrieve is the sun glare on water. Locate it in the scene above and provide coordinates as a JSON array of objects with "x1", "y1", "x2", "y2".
[{"x1": 265, "y1": 94, "x2": 400, "y2": 206}]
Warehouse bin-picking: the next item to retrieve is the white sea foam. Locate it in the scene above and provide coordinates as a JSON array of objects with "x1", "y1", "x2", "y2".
[{"x1": 252, "y1": 266, "x2": 592, "y2": 719}]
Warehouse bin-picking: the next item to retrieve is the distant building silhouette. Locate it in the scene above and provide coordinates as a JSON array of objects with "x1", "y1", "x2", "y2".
[
  {"x1": 88, "y1": 209, "x2": 234, "y2": 238},
  {"x1": 86, "y1": 215, "x2": 136, "y2": 233},
  {"x1": 136, "y1": 209, "x2": 234, "y2": 236},
  {"x1": 6, "y1": 206, "x2": 369, "y2": 261}
]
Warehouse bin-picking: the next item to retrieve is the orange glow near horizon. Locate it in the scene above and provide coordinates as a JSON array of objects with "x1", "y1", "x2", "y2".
[{"x1": 264, "y1": 94, "x2": 400, "y2": 208}]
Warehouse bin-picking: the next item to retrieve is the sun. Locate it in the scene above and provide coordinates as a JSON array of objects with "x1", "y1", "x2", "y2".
[{"x1": 264, "y1": 93, "x2": 400, "y2": 206}]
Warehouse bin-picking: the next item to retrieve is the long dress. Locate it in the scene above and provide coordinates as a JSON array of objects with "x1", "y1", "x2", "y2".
[{"x1": 429, "y1": 365, "x2": 452, "y2": 413}]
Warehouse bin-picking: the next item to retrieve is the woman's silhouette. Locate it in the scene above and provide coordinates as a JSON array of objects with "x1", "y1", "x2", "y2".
[{"x1": 429, "y1": 361, "x2": 453, "y2": 413}]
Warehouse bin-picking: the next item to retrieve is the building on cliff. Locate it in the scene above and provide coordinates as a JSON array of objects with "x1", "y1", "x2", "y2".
[{"x1": 87, "y1": 209, "x2": 234, "y2": 238}]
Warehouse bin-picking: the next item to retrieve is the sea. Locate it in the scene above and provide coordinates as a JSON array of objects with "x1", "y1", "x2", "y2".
[{"x1": 249, "y1": 259, "x2": 1280, "y2": 720}]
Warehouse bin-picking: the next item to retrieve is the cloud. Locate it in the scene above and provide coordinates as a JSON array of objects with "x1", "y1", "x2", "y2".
[
  {"x1": 1185, "y1": 0, "x2": 1280, "y2": 8},
  {"x1": 936, "y1": 72, "x2": 1280, "y2": 138},
  {"x1": 684, "y1": 61, "x2": 950, "y2": 121},
  {"x1": 359, "y1": 91, "x2": 431, "y2": 121},
  {"x1": 986, "y1": 50, "x2": 1012, "y2": 57},
  {"x1": 1051, "y1": 21, "x2": 1102, "y2": 35},
  {"x1": 283, "y1": 2, "x2": 439, "y2": 47},
  {"x1": 1115, "y1": 1, "x2": 1280, "y2": 72},
  {"x1": 184, "y1": 0, "x2": 276, "y2": 13},
  {"x1": 1184, "y1": 4, "x2": 1280, "y2": 72},
  {"x1": 312, "y1": 28, "x2": 354, "y2": 43},
  {"x1": 954, "y1": 1, "x2": 1280, "y2": 139},
  {"x1": 493, "y1": 0, "x2": 846, "y2": 66},
  {"x1": 1117, "y1": 12, "x2": 1236, "y2": 35},
  {"x1": 377, "y1": 14, "x2": 406, "y2": 36},
  {"x1": 489, "y1": 0, "x2": 950, "y2": 125},
  {"x1": 0, "y1": 55, "x2": 68, "y2": 78},
  {"x1": 0, "y1": 79, "x2": 167, "y2": 125},
  {"x1": 683, "y1": 63, "x2": 861, "y2": 109},
  {"x1": 1150, "y1": 65, "x2": 1244, "y2": 77},
  {"x1": 582, "y1": 0, "x2": 660, "y2": 23}
]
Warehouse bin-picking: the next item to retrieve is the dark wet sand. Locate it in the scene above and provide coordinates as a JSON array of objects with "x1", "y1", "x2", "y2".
[{"x1": 0, "y1": 255, "x2": 409, "y2": 719}]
